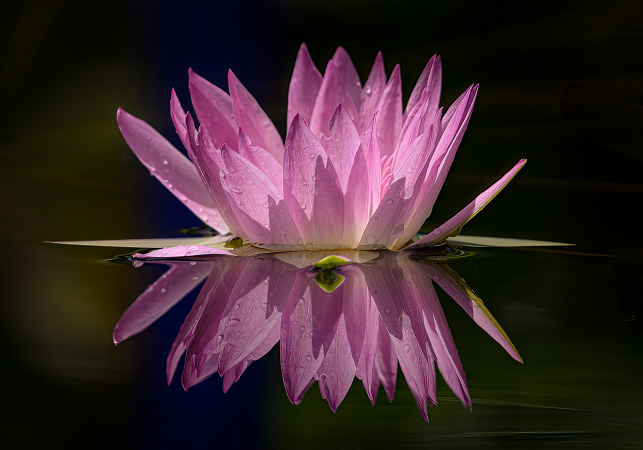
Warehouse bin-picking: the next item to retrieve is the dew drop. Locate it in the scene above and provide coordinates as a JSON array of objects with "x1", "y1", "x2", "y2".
[
  {"x1": 161, "y1": 288, "x2": 166, "y2": 294},
  {"x1": 372, "y1": 289, "x2": 379, "y2": 295},
  {"x1": 433, "y1": 228, "x2": 441, "y2": 234},
  {"x1": 386, "y1": 199, "x2": 393, "y2": 205},
  {"x1": 366, "y1": 234, "x2": 377, "y2": 245},
  {"x1": 190, "y1": 261, "x2": 196, "y2": 266},
  {"x1": 192, "y1": 276, "x2": 199, "y2": 280},
  {"x1": 384, "y1": 308, "x2": 391, "y2": 314},
  {"x1": 167, "y1": 184, "x2": 173, "y2": 189},
  {"x1": 432, "y1": 275, "x2": 441, "y2": 282},
  {"x1": 403, "y1": 344, "x2": 411, "y2": 353},
  {"x1": 309, "y1": 153, "x2": 315, "y2": 159},
  {"x1": 260, "y1": 303, "x2": 267, "y2": 311},
  {"x1": 163, "y1": 160, "x2": 168, "y2": 166},
  {"x1": 356, "y1": 81, "x2": 362, "y2": 87},
  {"x1": 373, "y1": 216, "x2": 380, "y2": 222},
  {"x1": 305, "y1": 355, "x2": 312, "y2": 362},
  {"x1": 365, "y1": 85, "x2": 372, "y2": 95}
]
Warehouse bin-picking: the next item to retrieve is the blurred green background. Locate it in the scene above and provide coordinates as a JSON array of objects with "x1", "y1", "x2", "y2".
[{"x1": 1, "y1": 0, "x2": 642, "y2": 448}]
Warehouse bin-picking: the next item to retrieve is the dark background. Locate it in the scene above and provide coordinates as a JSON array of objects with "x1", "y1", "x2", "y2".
[{"x1": 1, "y1": 0, "x2": 642, "y2": 448}]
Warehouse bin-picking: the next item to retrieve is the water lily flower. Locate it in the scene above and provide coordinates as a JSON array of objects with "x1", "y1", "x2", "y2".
[
  {"x1": 117, "y1": 44, "x2": 525, "y2": 253},
  {"x1": 114, "y1": 251, "x2": 521, "y2": 421}
]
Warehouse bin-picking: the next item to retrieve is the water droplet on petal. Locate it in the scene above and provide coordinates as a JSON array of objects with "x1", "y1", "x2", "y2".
[
  {"x1": 161, "y1": 288, "x2": 166, "y2": 293},
  {"x1": 190, "y1": 261, "x2": 196, "y2": 266},
  {"x1": 386, "y1": 199, "x2": 393, "y2": 205},
  {"x1": 305, "y1": 355, "x2": 312, "y2": 362},
  {"x1": 403, "y1": 344, "x2": 411, "y2": 353},
  {"x1": 163, "y1": 160, "x2": 168, "y2": 166},
  {"x1": 366, "y1": 234, "x2": 377, "y2": 245},
  {"x1": 384, "y1": 308, "x2": 391, "y2": 314},
  {"x1": 432, "y1": 275, "x2": 441, "y2": 282},
  {"x1": 433, "y1": 228, "x2": 441, "y2": 234}
]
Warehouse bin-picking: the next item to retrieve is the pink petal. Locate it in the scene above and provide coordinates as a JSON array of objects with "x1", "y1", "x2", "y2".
[
  {"x1": 331, "y1": 46, "x2": 362, "y2": 113},
  {"x1": 394, "y1": 86, "x2": 441, "y2": 173},
  {"x1": 406, "y1": 158, "x2": 526, "y2": 249},
  {"x1": 375, "y1": 64, "x2": 403, "y2": 164},
  {"x1": 182, "y1": 352, "x2": 220, "y2": 390},
  {"x1": 338, "y1": 265, "x2": 368, "y2": 365},
  {"x1": 237, "y1": 127, "x2": 283, "y2": 194},
  {"x1": 405, "y1": 55, "x2": 441, "y2": 122},
  {"x1": 358, "y1": 126, "x2": 437, "y2": 249},
  {"x1": 188, "y1": 68, "x2": 238, "y2": 151},
  {"x1": 400, "y1": 255, "x2": 471, "y2": 408},
  {"x1": 283, "y1": 116, "x2": 345, "y2": 249},
  {"x1": 132, "y1": 245, "x2": 233, "y2": 259},
  {"x1": 394, "y1": 85, "x2": 479, "y2": 248},
  {"x1": 220, "y1": 146, "x2": 303, "y2": 247},
  {"x1": 375, "y1": 317, "x2": 398, "y2": 403},
  {"x1": 216, "y1": 259, "x2": 286, "y2": 373},
  {"x1": 117, "y1": 108, "x2": 229, "y2": 234},
  {"x1": 358, "y1": 114, "x2": 382, "y2": 214},
  {"x1": 192, "y1": 122, "x2": 247, "y2": 239},
  {"x1": 309, "y1": 60, "x2": 359, "y2": 138},
  {"x1": 113, "y1": 261, "x2": 212, "y2": 344},
  {"x1": 166, "y1": 258, "x2": 237, "y2": 385},
  {"x1": 228, "y1": 70, "x2": 285, "y2": 164},
  {"x1": 359, "y1": 52, "x2": 387, "y2": 131},
  {"x1": 343, "y1": 146, "x2": 371, "y2": 248},
  {"x1": 170, "y1": 88, "x2": 190, "y2": 151},
  {"x1": 288, "y1": 43, "x2": 323, "y2": 127},
  {"x1": 422, "y1": 263, "x2": 521, "y2": 362},
  {"x1": 222, "y1": 361, "x2": 242, "y2": 393},
  {"x1": 280, "y1": 272, "x2": 324, "y2": 404},
  {"x1": 320, "y1": 104, "x2": 361, "y2": 193},
  {"x1": 317, "y1": 313, "x2": 356, "y2": 412},
  {"x1": 355, "y1": 293, "x2": 380, "y2": 403},
  {"x1": 396, "y1": 346, "x2": 434, "y2": 422},
  {"x1": 310, "y1": 277, "x2": 343, "y2": 359},
  {"x1": 185, "y1": 257, "x2": 249, "y2": 378},
  {"x1": 360, "y1": 252, "x2": 435, "y2": 417}
]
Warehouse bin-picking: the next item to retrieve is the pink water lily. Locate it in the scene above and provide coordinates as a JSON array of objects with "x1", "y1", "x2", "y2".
[
  {"x1": 117, "y1": 44, "x2": 525, "y2": 253},
  {"x1": 114, "y1": 251, "x2": 521, "y2": 421}
]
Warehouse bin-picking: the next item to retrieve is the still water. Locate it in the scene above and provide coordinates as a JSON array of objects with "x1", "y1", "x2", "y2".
[{"x1": 5, "y1": 237, "x2": 640, "y2": 449}]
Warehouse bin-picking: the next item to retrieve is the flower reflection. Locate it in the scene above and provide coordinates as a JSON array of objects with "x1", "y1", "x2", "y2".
[{"x1": 115, "y1": 251, "x2": 520, "y2": 421}]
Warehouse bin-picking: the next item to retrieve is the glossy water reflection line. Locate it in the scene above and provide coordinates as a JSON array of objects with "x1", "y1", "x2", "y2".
[{"x1": 114, "y1": 250, "x2": 521, "y2": 422}]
